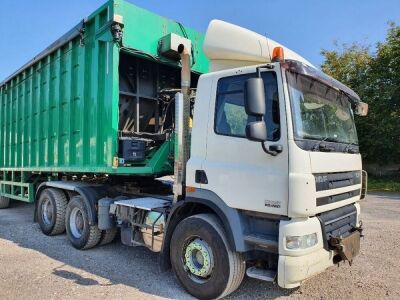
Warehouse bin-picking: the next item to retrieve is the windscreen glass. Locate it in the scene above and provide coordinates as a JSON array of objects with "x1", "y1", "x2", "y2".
[{"x1": 287, "y1": 71, "x2": 358, "y2": 145}]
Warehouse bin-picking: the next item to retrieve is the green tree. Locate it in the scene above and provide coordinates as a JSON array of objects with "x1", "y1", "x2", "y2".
[{"x1": 321, "y1": 23, "x2": 400, "y2": 164}]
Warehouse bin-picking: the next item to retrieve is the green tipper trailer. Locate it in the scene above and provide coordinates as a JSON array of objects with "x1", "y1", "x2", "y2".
[{"x1": 0, "y1": 0, "x2": 208, "y2": 204}]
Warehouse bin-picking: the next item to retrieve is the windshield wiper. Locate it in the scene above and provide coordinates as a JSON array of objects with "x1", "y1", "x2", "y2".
[
  {"x1": 299, "y1": 135, "x2": 336, "y2": 152},
  {"x1": 321, "y1": 137, "x2": 340, "y2": 143},
  {"x1": 315, "y1": 142, "x2": 335, "y2": 152},
  {"x1": 300, "y1": 134, "x2": 357, "y2": 152},
  {"x1": 344, "y1": 142, "x2": 359, "y2": 153},
  {"x1": 301, "y1": 134, "x2": 339, "y2": 143},
  {"x1": 300, "y1": 134, "x2": 326, "y2": 141}
]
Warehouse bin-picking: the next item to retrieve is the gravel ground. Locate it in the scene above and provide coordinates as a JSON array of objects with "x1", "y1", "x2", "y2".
[{"x1": 0, "y1": 193, "x2": 399, "y2": 300}]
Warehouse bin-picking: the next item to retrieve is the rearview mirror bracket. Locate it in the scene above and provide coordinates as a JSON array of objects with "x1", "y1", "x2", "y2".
[{"x1": 244, "y1": 67, "x2": 281, "y2": 156}]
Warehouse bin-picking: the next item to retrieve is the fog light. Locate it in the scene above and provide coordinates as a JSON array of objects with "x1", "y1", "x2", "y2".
[{"x1": 286, "y1": 233, "x2": 318, "y2": 249}]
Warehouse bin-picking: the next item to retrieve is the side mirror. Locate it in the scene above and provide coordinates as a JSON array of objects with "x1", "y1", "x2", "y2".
[
  {"x1": 246, "y1": 121, "x2": 268, "y2": 142},
  {"x1": 245, "y1": 78, "x2": 267, "y2": 141},
  {"x1": 245, "y1": 78, "x2": 266, "y2": 116},
  {"x1": 355, "y1": 102, "x2": 368, "y2": 116}
]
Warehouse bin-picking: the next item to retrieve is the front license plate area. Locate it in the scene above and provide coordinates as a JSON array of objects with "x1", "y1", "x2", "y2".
[{"x1": 330, "y1": 230, "x2": 361, "y2": 264}]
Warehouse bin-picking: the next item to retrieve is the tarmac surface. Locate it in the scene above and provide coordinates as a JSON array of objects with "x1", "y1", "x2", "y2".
[{"x1": 0, "y1": 193, "x2": 399, "y2": 299}]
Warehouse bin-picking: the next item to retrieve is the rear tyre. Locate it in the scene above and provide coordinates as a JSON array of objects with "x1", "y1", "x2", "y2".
[
  {"x1": 66, "y1": 196, "x2": 101, "y2": 250},
  {"x1": 37, "y1": 188, "x2": 68, "y2": 235},
  {"x1": 98, "y1": 195, "x2": 126, "y2": 246},
  {"x1": 99, "y1": 228, "x2": 118, "y2": 246},
  {"x1": 170, "y1": 213, "x2": 245, "y2": 300},
  {"x1": 0, "y1": 196, "x2": 10, "y2": 209}
]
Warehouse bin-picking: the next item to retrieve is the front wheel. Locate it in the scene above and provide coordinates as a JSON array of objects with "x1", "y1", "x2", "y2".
[{"x1": 170, "y1": 214, "x2": 245, "y2": 299}]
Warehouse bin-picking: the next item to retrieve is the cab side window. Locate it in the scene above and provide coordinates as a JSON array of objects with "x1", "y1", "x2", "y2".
[{"x1": 215, "y1": 72, "x2": 280, "y2": 141}]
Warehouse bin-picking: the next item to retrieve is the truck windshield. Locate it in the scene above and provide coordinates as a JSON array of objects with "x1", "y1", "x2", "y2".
[{"x1": 286, "y1": 71, "x2": 358, "y2": 145}]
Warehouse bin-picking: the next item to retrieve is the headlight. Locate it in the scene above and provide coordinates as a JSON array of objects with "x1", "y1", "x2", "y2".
[{"x1": 286, "y1": 233, "x2": 318, "y2": 249}]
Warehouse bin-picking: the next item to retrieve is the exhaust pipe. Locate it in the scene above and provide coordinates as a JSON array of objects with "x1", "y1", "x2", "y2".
[{"x1": 173, "y1": 44, "x2": 191, "y2": 202}]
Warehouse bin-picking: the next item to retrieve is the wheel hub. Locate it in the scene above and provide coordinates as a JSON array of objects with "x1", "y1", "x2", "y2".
[
  {"x1": 70, "y1": 207, "x2": 84, "y2": 238},
  {"x1": 42, "y1": 198, "x2": 53, "y2": 225},
  {"x1": 184, "y1": 238, "x2": 214, "y2": 278}
]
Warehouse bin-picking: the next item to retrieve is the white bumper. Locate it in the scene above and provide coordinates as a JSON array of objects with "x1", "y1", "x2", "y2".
[
  {"x1": 278, "y1": 247, "x2": 334, "y2": 288},
  {"x1": 277, "y1": 216, "x2": 335, "y2": 288},
  {"x1": 276, "y1": 203, "x2": 361, "y2": 288}
]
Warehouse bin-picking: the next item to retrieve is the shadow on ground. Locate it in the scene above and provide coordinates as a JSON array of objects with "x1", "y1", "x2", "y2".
[{"x1": 0, "y1": 201, "x2": 292, "y2": 299}]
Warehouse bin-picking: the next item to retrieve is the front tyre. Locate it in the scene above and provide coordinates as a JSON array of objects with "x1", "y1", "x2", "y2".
[
  {"x1": 66, "y1": 196, "x2": 101, "y2": 250},
  {"x1": 170, "y1": 214, "x2": 245, "y2": 300}
]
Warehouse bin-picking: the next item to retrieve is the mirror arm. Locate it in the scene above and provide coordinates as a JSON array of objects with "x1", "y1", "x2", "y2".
[
  {"x1": 256, "y1": 64, "x2": 274, "y2": 77},
  {"x1": 261, "y1": 142, "x2": 279, "y2": 156}
]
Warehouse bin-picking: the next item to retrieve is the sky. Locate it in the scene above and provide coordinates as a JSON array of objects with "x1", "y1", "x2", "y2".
[{"x1": 1, "y1": 0, "x2": 399, "y2": 82}]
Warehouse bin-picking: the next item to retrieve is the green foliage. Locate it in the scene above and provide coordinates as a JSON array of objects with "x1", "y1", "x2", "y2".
[
  {"x1": 368, "y1": 176, "x2": 400, "y2": 192},
  {"x1": 321, "y1": 23, "x2": 400, "y2": 164}
]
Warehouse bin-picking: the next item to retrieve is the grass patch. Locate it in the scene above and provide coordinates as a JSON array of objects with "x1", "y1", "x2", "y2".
[{"x1": 368, "y1": 176, "x2": 400, "y2": 193}]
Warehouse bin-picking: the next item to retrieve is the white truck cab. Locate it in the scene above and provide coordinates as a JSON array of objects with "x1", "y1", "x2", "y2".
[
  {"x1": 107, "y1": 20, "x2": 368, "y2": 299},
  {"x1": 183, "y1": 20, "x2": 367, "y2": 291}
]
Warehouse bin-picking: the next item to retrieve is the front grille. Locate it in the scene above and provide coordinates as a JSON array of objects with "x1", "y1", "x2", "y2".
[
  {"x1": 314, "y1": 171, "x2": 361, "y2": 191},
  {"x1": 316, "y1": 189, "x2": 360, "y2": 206},
  {"x1": 314, "y1": 171, "x2": 361, "y2": 206},
  {"x1": 318, "y1": 204, "x2": 357, "y2": 250}
]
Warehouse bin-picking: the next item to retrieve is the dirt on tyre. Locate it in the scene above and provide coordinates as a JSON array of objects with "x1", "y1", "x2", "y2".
[
  {"x1": 0, "y1": 196, "x2": 10, "y2": 209},
  {"x1": 170, "y1": 213, "x2": 245, "y2": 300},
  {"x1": 37, "y1": 188, "x2": 68, "y2": 235},
  {"x1": 99, "y1": 228, "x2": 118, "y2": 246},
  {"x1": 66, "y1": 196, "x2": 101, "y2": 250},
  {"x1": 97, "y1": 195, "x2": 126, "y2": 246}
]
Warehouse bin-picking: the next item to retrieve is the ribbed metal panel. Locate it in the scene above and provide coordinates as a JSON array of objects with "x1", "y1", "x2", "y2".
[
  {"x1": 0, "y1": 0, "x2": 208, "y2": 175},
  {"x1": 0, "y1": 12, "x2": 114, "y2": 173}
]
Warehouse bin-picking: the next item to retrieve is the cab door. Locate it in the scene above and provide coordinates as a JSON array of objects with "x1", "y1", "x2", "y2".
[{"x1": 202, "y1": 68, "x2": 288, "y2": 215}]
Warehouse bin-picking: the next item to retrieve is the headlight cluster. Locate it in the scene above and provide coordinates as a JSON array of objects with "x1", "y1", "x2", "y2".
[{"x1": 286, "y1": 233, "x2": 318, "y2": 249}]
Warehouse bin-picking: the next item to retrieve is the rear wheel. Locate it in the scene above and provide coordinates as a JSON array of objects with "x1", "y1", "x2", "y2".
[
  {"x1": 0, "y1": 196, "x2": 10, "y2": 209},
  {"x1": 66, "y1": 196, "x2": 101, "y2": 250},
  {"x1": 98, "y1": 195, "x2": 126, "y2": 246},
  {"x1": 99, "y1": 228, "x2": 118, "y2": 246},
  {"x1": 37, "y1": 188, "x2": 68, "y2": 235},
  {"x1": 170, "y1": 213, "x2": 245, "y2": 299}
]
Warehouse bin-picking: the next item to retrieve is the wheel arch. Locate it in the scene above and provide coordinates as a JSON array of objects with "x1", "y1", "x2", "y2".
[{"x1": 159, "y1": 189, "x2": 247, "y2": 271}]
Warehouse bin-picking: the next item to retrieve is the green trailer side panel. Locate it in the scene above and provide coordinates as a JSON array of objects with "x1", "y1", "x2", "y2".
[
  {"x1": 0, "y1": 13, "x2": 116, "y2": 173},
  {"x1": 0, "y1": 0, "x2": 209, "y2": 176},
  {"x1": 114, "y1": 0, "x2": 208, "y2": 74}
]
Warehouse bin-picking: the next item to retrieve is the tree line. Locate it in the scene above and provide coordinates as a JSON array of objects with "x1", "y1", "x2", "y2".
[{"x1": 321, "y1": 22, "x2": 400, "y2": 165}]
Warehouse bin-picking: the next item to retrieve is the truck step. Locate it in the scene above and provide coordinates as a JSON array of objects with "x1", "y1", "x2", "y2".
[
  {"x1": 114, "y1": 197, "x2": 171, "y2": 211},
  {"x1": 244, "y1": 234, "x2": 278, "y2": 253},
  {"x1": 246, "y1": 267, "x2": 276, "y2": 282}
]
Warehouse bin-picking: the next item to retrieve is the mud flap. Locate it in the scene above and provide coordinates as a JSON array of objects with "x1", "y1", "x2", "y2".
[{"x1": 330, "y1": 230, "x2": 361, "y2": 264}]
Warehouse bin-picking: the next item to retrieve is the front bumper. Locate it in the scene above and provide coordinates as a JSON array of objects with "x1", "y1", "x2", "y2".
[
  {"x1": 278, "y1": 247, "x2": 334, "y2": 288},
  {"x1": 277, "y1": 204, "x2": 361, "y2": 288}
]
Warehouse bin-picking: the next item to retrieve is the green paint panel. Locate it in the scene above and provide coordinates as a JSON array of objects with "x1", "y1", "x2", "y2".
[
  {"x1": 0, "y1": 0, "x2": 209, "y2": 177},
  {"x1": 114, "y1": 0, "x2": 209, "y2": 74}
]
